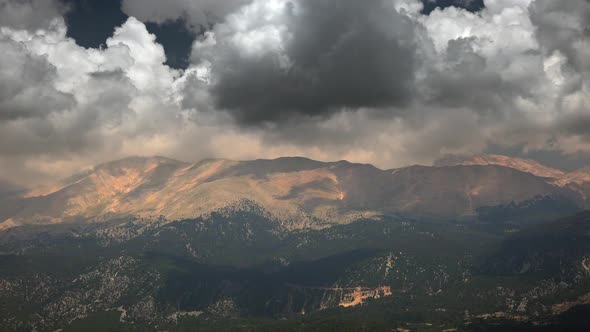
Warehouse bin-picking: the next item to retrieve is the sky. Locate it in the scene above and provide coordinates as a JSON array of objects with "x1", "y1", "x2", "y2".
[{"x1": 0, "y1": 0, "x2": 589, "y2": 187}]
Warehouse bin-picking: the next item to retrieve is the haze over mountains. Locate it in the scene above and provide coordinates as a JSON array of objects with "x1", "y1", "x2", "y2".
[{"x1": 2, "y1": 154, "x2": 589, "y2": 231}]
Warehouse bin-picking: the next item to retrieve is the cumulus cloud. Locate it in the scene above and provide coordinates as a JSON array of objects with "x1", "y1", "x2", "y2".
[
  {"x1": 180, "y1": 0, "x2": 554, "y2": 127},
  {"x1": 0, "y1": 0, "x2": 589, "y2": 186},
  {"x1": 0, "y1": 0, "x2": 67, "y2": 31},
  {"x1": 0, "y1": 16, "x2": 186, "y2": 185},
  {"x1": 530, "y1": 0, "x2": 590, "y2": 73},
  {"x1": 525, "y1": 0, "x2": 590, "y2": 148},
  {"x1": 0, "y1": 36, "x2": 74, "y2": 120},
  {"x1": 121, "y1": 0, "x2": 250, "y2": 30},
  {"x1": 186, "y1": 0, "x2": 423, "y2": 124},
  {"x1": 182, "y1": 0, "x2": 554, "y2": 135},
  {"x1": 183, "y1": 0, "x2": 587, "y2": 159}
]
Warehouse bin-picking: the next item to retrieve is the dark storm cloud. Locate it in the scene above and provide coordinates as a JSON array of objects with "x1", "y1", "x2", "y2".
[
  {"x1": 0, "y1": 37, "x2": 74, "y2": 120},
  {"x1": 194, "y1": 0, "x2": 421, "y2": 125},
  {"x1": 2, "y1": 0, "x2": 590, "y2": 185},
  {"x1": 527, "y1": 0, "x2": 590, "y2": 148},
  {"x1": 422, "y1": 38, "x2": 526, "y2": 112},
  {"x1": 529, "y1": 0, "x2": 590, "y2": 73},
  {"x1": 0, "y1": 67, "x2": 133, "y2": 158},
  {"x1": 557, "y1": 113, "x2": 590, "y2": 142}
]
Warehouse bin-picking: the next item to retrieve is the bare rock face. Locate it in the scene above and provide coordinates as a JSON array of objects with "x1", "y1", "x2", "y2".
[
  {"x1": 556, "y1": 167, "x2": 590, "y2": 186},
  {"x1": 1, "y1": 155, "x2": 586, "y2": 229}
]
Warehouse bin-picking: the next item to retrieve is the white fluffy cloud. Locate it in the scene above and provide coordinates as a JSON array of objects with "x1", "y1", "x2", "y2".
[
  {"x1": 0, "y1": 17, "x2": 187, "y2": 184},
  {"x1": 0, "y1": 0, "x2": 589, "y2": 186}
]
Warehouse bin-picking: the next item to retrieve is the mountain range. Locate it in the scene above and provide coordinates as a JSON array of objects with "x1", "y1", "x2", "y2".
[
  {"x1": 3, "y1": 154, "x2": 590, "y2": 331},
  {"x1": 2, "y1": 154, "x2": 589, "y2": 231}
]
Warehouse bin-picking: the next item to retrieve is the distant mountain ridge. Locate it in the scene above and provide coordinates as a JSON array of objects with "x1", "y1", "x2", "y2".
[
  {"x1": 434, "y1": 153, "x2": 566, "y2": 178},
  {"x1": 434, "y1": 153, "x2": 590, "y2": 185},
  {"x1": 1, "y1": 154, "x2": 590, "y2": 230}
]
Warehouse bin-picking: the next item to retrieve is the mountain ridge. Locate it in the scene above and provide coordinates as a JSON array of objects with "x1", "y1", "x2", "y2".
[
  {"x1": 2, "y1": 154, "x2": 590, "y2": 230},
  {"x1": 433, "y1": 153, "x2": 566, "y2": 178}
]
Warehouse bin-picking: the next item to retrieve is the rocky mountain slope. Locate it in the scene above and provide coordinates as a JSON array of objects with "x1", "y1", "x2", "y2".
[
  {"x1": 2, "y1": 155, "x2": 590, "y2": 331},
  {"x1": 434, "y1": 154, "x2": 566, "y2": 179},
  {"x1": 435, "y1": 154, "x2": 590, "y2": 187},
  {"x1": 1, "y1": 155, "x2": 589, "y2": 230},
  {"x1": 555, "y1": 167, "x2": 590, "y2": 186}
]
